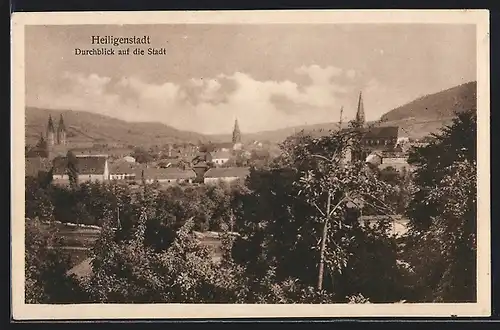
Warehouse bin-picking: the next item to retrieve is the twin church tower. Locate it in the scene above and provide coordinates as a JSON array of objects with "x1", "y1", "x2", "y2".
[{"x1": 45, "y1": 114, "x2": 67, "y2": 146}]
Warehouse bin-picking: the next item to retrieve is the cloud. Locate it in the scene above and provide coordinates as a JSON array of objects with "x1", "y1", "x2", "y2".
[
  {"x1": 118, "y1": 77, "x2": 180, "y2": 104},
  {"x1": 346, "y1": 69, "x2": 357, "y2": 79},
  {"x1": 295, "y1": 64, "x2": 343, "y2": 83},
  {"x1": 32, "y1": 65, "x2": 393, "y2": 134},
  {"x1": 62, "y1": 72, "x2": 111, "y2": 96}
]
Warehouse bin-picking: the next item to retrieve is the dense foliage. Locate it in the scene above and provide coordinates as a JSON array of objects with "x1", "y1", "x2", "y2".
[
  {"x1": 231, "y1": 128, "x2": 414, "y2": 302},
  {"x1": 24, "y1": 111, "x2": 478, "y2": 304},
  {"x1": 25, "y1": 218, "x2": 87, "y2": 303},
  {"x1": 404, "y1": 109, "x2": 477, "y2": 302},
  {"x1": 25, "y1": 180, "x2": 244, "y2": 232}
]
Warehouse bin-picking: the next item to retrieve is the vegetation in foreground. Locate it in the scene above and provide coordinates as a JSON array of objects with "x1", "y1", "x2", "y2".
[{"x1": 25, "y1": 110, "x2": 477, "y2": 304}]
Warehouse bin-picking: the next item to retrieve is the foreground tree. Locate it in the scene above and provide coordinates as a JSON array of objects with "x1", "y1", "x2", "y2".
[
  {"x1": 232, "y1": 127, "x2": 409, "y2": 302},
  {"x1": 86, "y1": 205, "x2": 249, "y2": 303},
  {"x1": 66, "y1": 150, "x2": 79, "y2": 189},
  {"x1": 25, "y1": 218, "x2": 87, "y2": 303},
  {"x1": 290, "y1": 129, "x2": 399, "y2": 292},
  {"x1": 405, "y1": 109, "x2": 477, "y2": 302}
]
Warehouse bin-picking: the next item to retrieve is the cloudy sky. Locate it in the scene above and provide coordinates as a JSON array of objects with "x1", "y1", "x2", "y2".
[{"x1": 25, "y1": 24, "x2": 476, "y2": 134}]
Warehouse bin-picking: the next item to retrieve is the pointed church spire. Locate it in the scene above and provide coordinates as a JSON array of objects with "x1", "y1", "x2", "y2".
[
  {"x1": 46, "y1": 115, "x2": 55, "y2": 146},
  {"x1": 56, "y1": 114, "x2": 67, "y2": 145},
  {"x1": 339, "y1": 105, "x2": 344, "y2": 128},
  {"x1": 232, "y1": 118, "x2": 241, "y2": 144},
  {"x1": 355, "y1": 91, "x2": 365, "y2": 127},
  {"x1": 58, "y1": 114, "x2": 66, "y2": 132},
  {"x1": 47, "y1": 115, "x2": 55, "y2": 132}
]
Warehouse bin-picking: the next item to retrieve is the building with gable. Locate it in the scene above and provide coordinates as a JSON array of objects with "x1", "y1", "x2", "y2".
[
  {"x1": 52, "y1": 154, "x2": 110, "y2": 184},
  {"x1": 211, "y1": 150, "x2": 232, "y2": 166},
  {"x1": 341, "y1": 92, "x2": 402, "y2": 164},
  {"x1": 203, "y1": 167, "x2": 250, "y2": 184},
  {"x1": 139, "y1": 167, "x2": 197, "y2": 185},
  {"x1": 109, "y1": 161, "x2": 137, "y2": 181}
]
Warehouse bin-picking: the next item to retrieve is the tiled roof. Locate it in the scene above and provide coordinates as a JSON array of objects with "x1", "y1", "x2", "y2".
[
  {"x1": 109, "y1": 162, "x2": 137, "y2": 174},
  {"x1": 340, "y1": 126, "x2": 400, "y2": 139},
  {"x1": 204, "y1": 167, "x2": 250, "y2": 179},
  {"x1": 363, "y1": 126, "x2": 400, "y2": 139},
  {"x1": 140, "y1": 167, "x2": 196, "y2": 180},
  {"x1": 52, "y1": 155, "x2": 107, "y2": 175},
  {"x1": 25, "y1": 157, "x2": 52, "y2": 177}
]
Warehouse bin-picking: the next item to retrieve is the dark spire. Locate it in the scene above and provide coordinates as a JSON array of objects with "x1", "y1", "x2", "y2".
[
  {"x1": 232, "y1": 118, "x2": 241, "y2": 144},
  {"x1": 46, "y1": 115, "x2": 55, "y2": 146},
  {"x1": 339, "y1": 105, "x2": 344, "y2": 128},
  {"x1": 56, "y1": 114, "x2": 67, "y2": 145},
  {"x1": 57, "y1": 114, "x2": 66, "y2": 132},
  {"x1": 355, "y1": 91, "x2": 365, "y2": 126},
  {"x1": 47, "y1": 115, "x2": 55, "y2": 133}
]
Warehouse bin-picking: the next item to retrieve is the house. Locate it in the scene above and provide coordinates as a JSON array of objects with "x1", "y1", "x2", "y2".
[
  {"x1": 52, "y1": 154, "x2": 110, "y2": 183},
  {"x1": 25, "y1": 157, "x2": 52, "y2": 178},
  {"x1": 211, "y1": 150, "x2": 232, "y2": 166},
  {"x1": 340, "y1": 92, "x2": 403, "y2": 163},
  {"x1": 339, "y1": 126, "x2": 402, "y2": 163},
  {"x1": 204, "y1": 167, "x2": 250, "y2": 184},
  {"x1": 361, "y1": 126, "x2": 401, "y2": 150},
  {"x1": 109, "y1": 162, "x2": 137, "y2": 181},
  {"x1": 139, "y1": 167, "x2": 197, "y2": 185}
]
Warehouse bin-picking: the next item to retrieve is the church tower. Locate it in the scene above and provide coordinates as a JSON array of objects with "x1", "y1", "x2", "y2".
[
  {"x1": 355, "y1": 91, "x2": 366, "y2": 127},
  {"x1": 57, "y1": 114, "x2": 67, "y2": 145},
  {"x1": 232, "y1": 118, "x2": 242, "y2": 144},
  {"x1": 46, "y1": 115, "x2": 56, "y2": 146}
]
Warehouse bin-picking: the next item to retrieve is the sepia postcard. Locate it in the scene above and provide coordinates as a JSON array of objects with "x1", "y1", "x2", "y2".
[{"x1": 11, "y1": 10, "x2": 490, "y2": 320}]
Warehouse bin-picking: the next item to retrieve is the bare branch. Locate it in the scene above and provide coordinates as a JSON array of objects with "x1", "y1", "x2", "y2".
[
  {"x1": 311, "y1": 154, "x2": 332, "y2": 162},
  {"x1": 362, "y1": 199, "x2": 395, "y2": 215},
  {"x1": 328, "y1": 195, "x2": 347, "y2": 218},
  {"x1": 313, "y1": 202, "x2": 326, "y2": 217},
  {"x1": 362, "y1": 192, "x2": 398, "y2": 215}
]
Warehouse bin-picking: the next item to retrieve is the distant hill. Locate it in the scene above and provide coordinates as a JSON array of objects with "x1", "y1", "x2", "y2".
[
  {"x1": 380, "y1": 81, "x2": 476, "y2": 122},
  {"x1": 25, "y1": 81, "x2": 477, "y2": 147},
  {"x1": 233, "y1": 81, "x2": 477, "y2": 142},
  {"x1": 25, "y1": 107, "x2": 212, "y2": 147}
]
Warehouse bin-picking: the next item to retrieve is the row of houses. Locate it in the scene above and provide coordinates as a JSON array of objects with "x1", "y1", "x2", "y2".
[{"x1": 26, "y1": 154, "x2": 250, "y2": 186}]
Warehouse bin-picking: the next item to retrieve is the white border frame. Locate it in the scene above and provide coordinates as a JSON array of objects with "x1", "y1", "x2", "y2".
[{"x1": 11, "y1": 9, "x2": 491, "y2": 320}]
